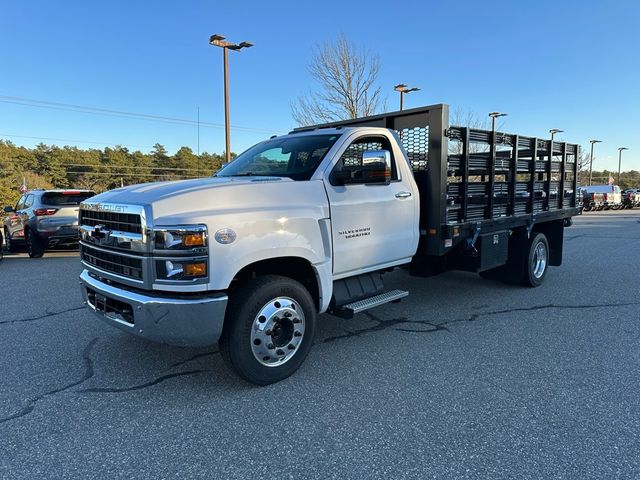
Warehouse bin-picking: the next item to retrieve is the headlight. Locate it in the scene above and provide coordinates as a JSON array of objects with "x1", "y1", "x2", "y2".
[
  {"x1": 154, "y1": 225, "x2": 208, "y2": 251},
  {"x1": 156, "y1": 259, "x2": 208, "y2": 280}
]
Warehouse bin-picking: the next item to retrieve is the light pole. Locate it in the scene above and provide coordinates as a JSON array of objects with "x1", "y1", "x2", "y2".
[
  {"x1": 394, "y1": 84, "x2": 420, "y2": 111},
  {"x1": 618, "y1": 147, "x2": 629, "y2": 185},
  {"x1": 549, "y1": 128, "x2": 563, "y2": 141},
  {"x1": 488, "y1": 112, "x2": 508, "y2": 138},
  {"x1": 588, "y1": 139, "x2": 602, "y2": 186},
  {"x1": 209, "y1": 34, "x2": 253, "y2": 164}
]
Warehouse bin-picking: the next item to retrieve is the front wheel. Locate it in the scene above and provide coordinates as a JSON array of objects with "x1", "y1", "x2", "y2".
[
  {"x1": 220, "y1": 275, "x2": 317, "y2": 385},
  {"x1": 523, "y1": 232, "x2": 549, "y2": 287},
  {"x1": 4, "y1": 227, "x2": 19, "y2": 253}
]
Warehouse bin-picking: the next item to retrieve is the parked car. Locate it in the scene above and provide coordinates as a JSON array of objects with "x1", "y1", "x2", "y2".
[
  {"x1": 622, "y1": 188, "x2": 640, "y2": 209},
  {"x1": 3, "y1": 189, "x2": 96, "y2": 258},
  {"x1": 581, "y1": 185, "x2": 622, "y2": 210},
  {"x1": 581, "y1": 187, "x2": 605, "y2": 211}
]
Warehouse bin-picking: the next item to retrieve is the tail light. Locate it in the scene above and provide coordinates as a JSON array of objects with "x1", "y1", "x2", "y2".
[{"x1": 34, "y1": 208, "x2": 58, "y2": 216}]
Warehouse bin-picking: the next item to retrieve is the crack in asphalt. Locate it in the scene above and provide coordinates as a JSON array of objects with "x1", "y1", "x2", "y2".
[
  {"x1": 0, "y1": 305, "x2": 85, "y2": 326},
  {"x1": 6, "y1": 301, "x2": 639, "y2": 408},
  {"x1": 564, "y1": 234, "x2": 585, "y2": 242},
  {"x1": 317, "y1": 301, "x2": 640, "y2": 344},
  {"x1": 79, "y1": 370, "x2": 209, "y2": 394},
  {"x1": 169, "y1": 351, "x2": 219, "y2": 369},
  {"x1": 0, "y1": 338, "x2": 98, "y2": 425}
]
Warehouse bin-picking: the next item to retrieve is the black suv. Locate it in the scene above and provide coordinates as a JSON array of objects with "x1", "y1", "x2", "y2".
[{"x1": 3, "y1": 189, "x2": 95, "y2": 258}]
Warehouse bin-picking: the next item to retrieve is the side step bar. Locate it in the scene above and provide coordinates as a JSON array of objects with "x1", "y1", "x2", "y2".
[{"x1": 338, "y1": 290, "x2": 408, "y2": 318}]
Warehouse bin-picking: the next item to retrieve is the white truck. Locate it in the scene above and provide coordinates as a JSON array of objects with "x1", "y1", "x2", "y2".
[{"x1": 78, "y1": 104, "x2": 581, "y2": 384}]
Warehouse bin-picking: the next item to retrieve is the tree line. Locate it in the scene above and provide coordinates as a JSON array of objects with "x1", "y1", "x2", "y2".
[{"x1": 0, "y1": 140, "x2": 229, "y2": 208}]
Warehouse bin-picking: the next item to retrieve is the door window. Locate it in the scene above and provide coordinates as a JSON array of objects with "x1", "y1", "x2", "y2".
[
  {"x1": 15, "y1": 195, "x2": 26, "y2": 210},
  {"x1": 23, "y1": 194, "x2": 34, "y2": 208}
]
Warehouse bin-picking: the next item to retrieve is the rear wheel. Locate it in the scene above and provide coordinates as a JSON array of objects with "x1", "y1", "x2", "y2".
[
  {"x1": 26, "y1": 229, "x2": 45, "y2": 258},
  {"x1": 220, "y1": 275, "x2": 317, "y2": 385},
  {"x1": 523, "y1": 233, "x2": 549, "y2": 287}
]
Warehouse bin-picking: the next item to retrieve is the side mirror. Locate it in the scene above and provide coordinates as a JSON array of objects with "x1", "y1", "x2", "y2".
[
  {"x1": 332, "y1": 150, "x2": 392, "y2": 186},
  {"x1": 3, "y1": 206, "x2": 13, "y2": 213}
]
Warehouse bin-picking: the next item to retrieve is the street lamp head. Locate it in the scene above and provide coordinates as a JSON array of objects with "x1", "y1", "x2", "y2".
[
  {"x1": 549, "y1": 128, "x2": 564, "y2": 135},
  {"x1": 589, "y1": 139, "x2": 602, "y2": 144},
  {"x1": 228, "y1": 41, "x2": 253, "y2": 51},
  {"x1": 209, "y1": 33, "x2": 226, "y2": 43},
  {"x1": 619, "y1": 147, "x2": 629, "y2": 151},
  {"x1": 394, "y1": 84, "x2": 419, "y2": 93},
  {"x1": 489, "y1": 112, "x2": 508, "y2": 118}
]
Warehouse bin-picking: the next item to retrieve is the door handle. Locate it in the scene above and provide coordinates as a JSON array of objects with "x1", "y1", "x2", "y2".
[{"x1": 395, "y1": 191, "x2": 412, "y2": 199}]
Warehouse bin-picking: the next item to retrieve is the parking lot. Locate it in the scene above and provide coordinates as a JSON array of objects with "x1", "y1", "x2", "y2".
[{"x1": 1, "y1": 210, "x2": 639, "y2": 479}]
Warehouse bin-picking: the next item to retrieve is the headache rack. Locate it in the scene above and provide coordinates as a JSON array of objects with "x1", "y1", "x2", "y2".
[{"x1": 294, "y1": 104, "x2": 580, "y2": 257}]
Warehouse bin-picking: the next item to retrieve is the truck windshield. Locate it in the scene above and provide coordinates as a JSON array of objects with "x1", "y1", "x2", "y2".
[{"x1": 216, "y1": 134, "x2": 340, "y2": 181}]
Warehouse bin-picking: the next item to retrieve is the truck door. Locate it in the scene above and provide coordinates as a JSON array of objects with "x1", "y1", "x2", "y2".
[{"x1": 325, "y1": 134, "x2": 418, "y2": 277}]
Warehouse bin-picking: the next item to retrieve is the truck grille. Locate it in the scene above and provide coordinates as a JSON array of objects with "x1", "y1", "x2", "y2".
[
  {"x1": 81, "y1": 244, "x2": 143, "y2": 280},
  {"x1": 79, "y1": 210, "x2": 142, "y2": 234}
]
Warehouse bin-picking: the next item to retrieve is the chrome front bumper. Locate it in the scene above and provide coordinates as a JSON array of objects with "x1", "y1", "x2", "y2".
[{"x1": 79, "y1": 269, "x2": 228, "y2": 347}]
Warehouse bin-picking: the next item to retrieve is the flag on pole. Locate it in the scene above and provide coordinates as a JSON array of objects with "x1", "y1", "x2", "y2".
[{"x1": 18, "y1": 177, "x2": 27, "y2": 193}]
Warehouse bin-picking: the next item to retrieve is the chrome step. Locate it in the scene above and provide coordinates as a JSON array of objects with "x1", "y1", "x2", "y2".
[{"x1": 342, "y1": 289, "x2": 409, "y2": 317}]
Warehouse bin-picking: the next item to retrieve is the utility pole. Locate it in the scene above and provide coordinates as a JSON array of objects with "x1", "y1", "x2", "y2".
[
  {"x1": 209, "y1": 34, "x2": 253, "y2": 163},
  {"x1": 589, "y1": 139, "x2": 602, "y2": 186},
  {"x1": 618, "y1": 147, "x2": 629, "y2": 185},
  {"x1": 394, "y1": 84, "x2": 420, "y2": 111}
]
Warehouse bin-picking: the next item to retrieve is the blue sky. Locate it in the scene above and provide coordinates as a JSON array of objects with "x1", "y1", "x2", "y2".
[{"x1": 1, "y1": 0, "x2": 638, "y2": 171}]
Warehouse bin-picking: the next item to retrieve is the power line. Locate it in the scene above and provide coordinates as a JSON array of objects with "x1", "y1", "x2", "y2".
[{"x1": 0, "y1": 95, "x2": 285, "y2": 134}]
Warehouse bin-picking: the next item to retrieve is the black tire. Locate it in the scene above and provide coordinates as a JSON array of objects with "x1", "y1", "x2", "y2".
[
  {"x1": 220, "y1": 275, "x2": 317, "y2": 385},
  {"x1": 523, "y1": 232, "x2": 549, "y2": 287},
  {"x1": 4, "y1": 227, "x2": 19, "y2": 253},
  {"x1": 26, "y1": 229, "x2": 45, "y2": 258}
]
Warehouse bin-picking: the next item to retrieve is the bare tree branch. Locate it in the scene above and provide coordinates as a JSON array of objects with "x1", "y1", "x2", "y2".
[{"x1": 291, "y1": 35, "x2": 386, "y2": 126}]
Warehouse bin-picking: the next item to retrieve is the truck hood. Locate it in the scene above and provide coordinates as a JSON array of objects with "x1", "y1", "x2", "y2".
[{"x1": 85, "y1": 176, "x2": 330, "y2": 224}]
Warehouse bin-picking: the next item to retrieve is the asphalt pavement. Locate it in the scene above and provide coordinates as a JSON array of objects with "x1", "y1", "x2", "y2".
[{"x1": 1, "y1": 210, "x2": 639, "y2": 479}]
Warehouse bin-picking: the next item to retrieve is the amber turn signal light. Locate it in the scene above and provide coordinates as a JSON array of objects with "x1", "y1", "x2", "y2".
[
  {"x1": 183, "y1": 233, "x2": 206, "y2": 247},
  {"x1": 183, "y1": 262, "x2": 207, "y2": 277}
]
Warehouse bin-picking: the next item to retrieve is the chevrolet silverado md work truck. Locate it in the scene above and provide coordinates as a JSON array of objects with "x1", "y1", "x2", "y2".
[{"x1": 79, "y1": 104, "x2": 580, "y2": 384}]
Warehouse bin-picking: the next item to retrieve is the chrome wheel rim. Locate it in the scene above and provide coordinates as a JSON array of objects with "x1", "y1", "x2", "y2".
[
  {"x1": 251, "y1": 297, "x2": 305, "y2": 368},
  {"x1": 532, "y1": 242, "x2": 547, "y2": 279}
]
